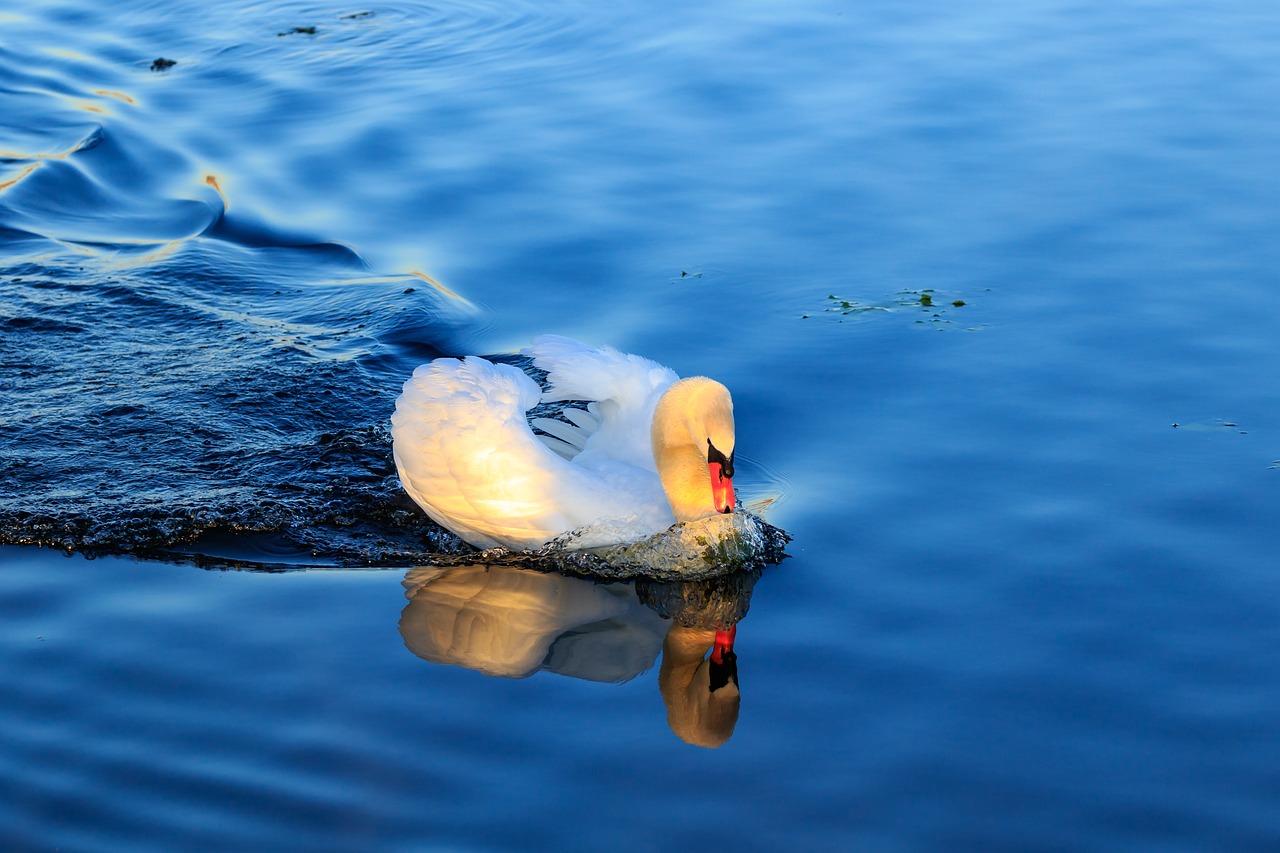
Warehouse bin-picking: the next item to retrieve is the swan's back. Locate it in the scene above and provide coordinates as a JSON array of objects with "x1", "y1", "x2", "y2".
[{"x1": 391, "y1": 345, "x2": 675, "y2": 550}]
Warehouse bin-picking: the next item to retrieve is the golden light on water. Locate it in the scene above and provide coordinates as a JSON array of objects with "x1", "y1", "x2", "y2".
[
  {"x1": 70, "y1": 99, "x2": 108, "y2": 115},
  {"x1": 98, "y1": 240, "x2": 184, "y2": 270},
  {"x1": 0, "y1": 163, "x2": 40, "y2": 194},
  {"x1": 205, "y1": 174, "x2": 228, "y2": 209},
  {"x1": 42, "y1": 47, "x2": 94, "y2": 62},
  {"x1": 408, "y1": 269, "x2": 462, "y2": 299},
  {"x1": 93, "y1": 90, "x2": 137, "y2": 105}
]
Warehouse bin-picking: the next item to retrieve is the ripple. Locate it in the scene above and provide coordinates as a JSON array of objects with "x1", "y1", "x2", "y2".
[
  {"x1": 0, "y1": 252, "x2": 470, "y2": 561},
  {"x1": 244, "y1": 0, "x2": 639, "y2": 75}
]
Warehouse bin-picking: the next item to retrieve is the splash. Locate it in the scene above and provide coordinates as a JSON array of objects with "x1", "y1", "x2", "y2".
[
  {"x1": 432, "y1": 510, "x2": 790, "y2": 581},
  {"x1": 559, "y1": 509, "x2": 790, "y2": 580}
]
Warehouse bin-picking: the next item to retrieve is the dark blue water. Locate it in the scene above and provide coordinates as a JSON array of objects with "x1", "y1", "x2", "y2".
[{"x1": 4, "y1": 0, "x2": 1280, "y2": 848}]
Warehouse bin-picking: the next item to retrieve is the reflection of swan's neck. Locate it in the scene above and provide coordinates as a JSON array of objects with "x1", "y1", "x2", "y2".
[
  {"x1": 651, "y1": 377, "x2": 735, "y2": 522},
  {"x1": 659, "y1": 624, "x2": 741, "y2": 749}
]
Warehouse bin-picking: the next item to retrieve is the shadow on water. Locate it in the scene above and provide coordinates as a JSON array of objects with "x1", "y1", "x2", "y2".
[{"x1": 400, "y1": 563, "x2": 762, "y2": 748}]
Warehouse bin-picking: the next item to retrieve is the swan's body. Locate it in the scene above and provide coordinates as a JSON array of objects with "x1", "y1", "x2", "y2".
[{"x1": 390, "y1": 336, "x2": 735, "y2": 550}]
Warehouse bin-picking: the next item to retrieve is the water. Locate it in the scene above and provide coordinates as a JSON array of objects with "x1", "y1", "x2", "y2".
[{"x1": 3, "y1": 0, "x2": 1280, "y2": 848}]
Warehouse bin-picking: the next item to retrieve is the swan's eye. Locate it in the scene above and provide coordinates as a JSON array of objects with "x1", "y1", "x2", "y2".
[{"x1": 707, "y1": 440, "x2": 734, "y2": 479}]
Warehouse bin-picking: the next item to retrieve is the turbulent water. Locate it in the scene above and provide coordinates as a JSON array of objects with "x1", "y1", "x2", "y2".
[
  {"x1": 0, "y1": 247, "x2": 480, "y2": 563},
  {"x1": 5, "y1": 257, "x2": 400, "y2": 538}
]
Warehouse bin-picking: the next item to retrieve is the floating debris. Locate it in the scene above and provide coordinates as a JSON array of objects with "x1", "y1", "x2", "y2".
[
  {"x1": 150, "y1": 58, "x2": 177, "y2": 72},
  {"x1": 809, "y1": 289, "x2": 979, "y2": 329},
  {"x1": 821, "y1": 294, "x2": 889, "y2": 317}
]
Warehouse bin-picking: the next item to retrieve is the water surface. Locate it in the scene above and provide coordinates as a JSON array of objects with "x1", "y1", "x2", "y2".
[{"x1": 3, "y1": 0, "x2": 1280, "y2": 849}]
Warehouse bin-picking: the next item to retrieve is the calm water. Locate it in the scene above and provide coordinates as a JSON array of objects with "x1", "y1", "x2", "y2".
[{"x1": 4, "y1": 0, "x2": 1280, "y2": 849}]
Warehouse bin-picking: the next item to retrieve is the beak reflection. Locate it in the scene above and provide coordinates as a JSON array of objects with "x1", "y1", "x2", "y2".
[{"x1": 399, "y1": 565, "x2": 761, "y2": 748}]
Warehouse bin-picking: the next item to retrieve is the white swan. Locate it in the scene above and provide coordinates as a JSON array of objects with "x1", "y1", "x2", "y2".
[{"x1": 390, "y1": 335, "x2": 736, "y2": 550}]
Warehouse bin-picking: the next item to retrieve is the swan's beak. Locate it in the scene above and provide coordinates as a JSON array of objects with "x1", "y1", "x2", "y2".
[
  {"x1": 709, "y1": 461, "x2": 734, "y2": 513},
  {"x1": 709, "y1": 626, "x2": 738, "y2": 692},
  {"x1": 707, "y1": 442, "x2": 735, "y2": 514}
]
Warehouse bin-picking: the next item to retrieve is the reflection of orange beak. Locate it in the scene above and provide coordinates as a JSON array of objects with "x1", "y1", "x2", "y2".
[
  {"x1": 711, "y1": 625, "x2": 736, "y2": 663},
  {"x1": 709, "y1": 625, "x2": 738, "y2": 693},
  {"x1": 709, "y1": 461, "x2": 734, "y2": 513}
]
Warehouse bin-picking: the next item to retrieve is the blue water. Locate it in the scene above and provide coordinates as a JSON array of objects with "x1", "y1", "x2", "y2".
[{"x1": 4, "y1": 0, "x2": 1280, "y2": 848}]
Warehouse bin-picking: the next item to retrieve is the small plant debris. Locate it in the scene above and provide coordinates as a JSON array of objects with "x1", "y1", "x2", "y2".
[
  {"x1": 822, "y1": 295, "x2": 888, "y2": 317},
  {"x1": 278, "y1": 26, "x2": 318, "y2": 36},
  {"x1": 807, "y1": 289, "x2": 977, "y2": 328},
  {"x1": 150, "y1": 58, "x2": 177, "y2": 71},
  {"x1": 899, "y1": 289, "x2": 971, "y2": 327}
]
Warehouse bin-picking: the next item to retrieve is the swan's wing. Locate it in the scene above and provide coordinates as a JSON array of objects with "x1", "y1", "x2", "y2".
[
  {"x1": 391, "y1": 356, "x2": 666, "y2": 550},
  {"x1": 524, "y1": 335, "x2": 679, "y2": 471},
  {"x1": 392, "y1": 357, "x2": 575, "y2": 549}
]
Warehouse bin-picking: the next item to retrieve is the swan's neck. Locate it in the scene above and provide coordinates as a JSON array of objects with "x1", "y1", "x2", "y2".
[
  {"x1": 650, "y1": 377, "x2": 735, "y2": 522},
  {"x1": 653, "y1": 439, "x2": 713, "y2": 522}
]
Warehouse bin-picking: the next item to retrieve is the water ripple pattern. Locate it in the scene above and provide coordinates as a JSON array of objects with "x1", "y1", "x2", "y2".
[
  {"x1": 0, "y1": 2, "x2": 511, "y2": 561},
  {"x1": 5, "y1": 0, "x2": 1280, "y2": 849}
]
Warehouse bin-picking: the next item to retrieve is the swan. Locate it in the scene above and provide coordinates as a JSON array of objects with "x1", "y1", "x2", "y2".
[{"x1": 390, "y1": 335, "x2": 736, "y2": 550}]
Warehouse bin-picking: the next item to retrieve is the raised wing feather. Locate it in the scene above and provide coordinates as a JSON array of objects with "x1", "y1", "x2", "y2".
[{"x1": 524, "y1": 335, "x2": 679, "y2": 471}]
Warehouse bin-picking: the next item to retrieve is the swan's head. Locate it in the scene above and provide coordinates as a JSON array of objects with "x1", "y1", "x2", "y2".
[{"x1": 652, "y1": 377, "x2": 736, "y2": 521}]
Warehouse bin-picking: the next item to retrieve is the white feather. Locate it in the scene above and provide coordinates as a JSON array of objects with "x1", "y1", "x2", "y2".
[{"x1": 391, "y1": 347, "x2": 676, "y2": 550}]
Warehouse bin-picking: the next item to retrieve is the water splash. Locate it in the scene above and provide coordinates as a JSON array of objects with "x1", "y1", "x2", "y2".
[{"x1": 433, "y1": 510, "x2": 790, "y2": 581}]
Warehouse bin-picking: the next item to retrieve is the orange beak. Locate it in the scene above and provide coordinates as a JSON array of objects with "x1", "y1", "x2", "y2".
[{"x1": 709, "y1": 461, "x2": 734, "y2": 514}]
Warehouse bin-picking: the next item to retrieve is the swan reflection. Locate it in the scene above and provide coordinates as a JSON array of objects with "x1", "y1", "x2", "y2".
[
  {"x1": 400, "y1": 566, "x2": 667, "y2": 682},
  {"x1": 399, "y1": 565, "x2": 760, "y2": 747}
]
